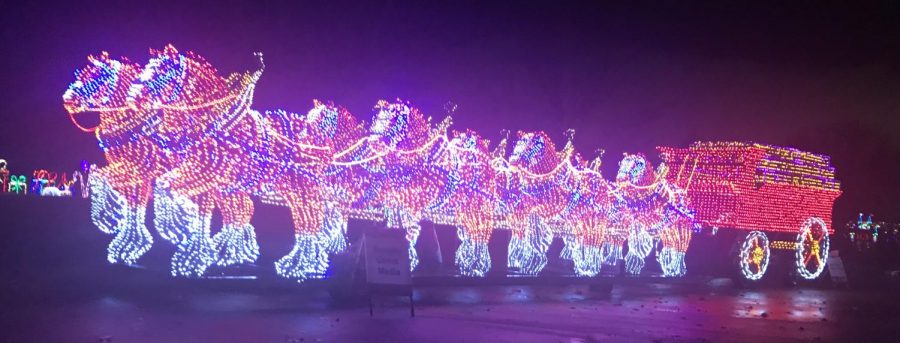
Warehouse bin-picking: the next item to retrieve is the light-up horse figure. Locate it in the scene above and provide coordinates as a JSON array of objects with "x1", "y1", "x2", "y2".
[
  {"x1": 63, "y1": 49, "x2": 253, "y2": 272},
  {"x1": 612, "y1": 153, "x2": 694, "y2": 276},
  {"x1": 560, "y1": 153, "x2": 612, "y2": 276},
  {"x1": 441, "y1": 129, "x2": 504, "y2": 277},
  {"x1": 496, "y1": 131, "x2": 575, "y2": 275},
  {"x1": 326, "y1": 102, "x2": 503, "y2": 276},
  {"x1": 366, "y1": 100, "x2": 455, "y2": 271},
  {"x1": 114, "y1": 45, "x2": 272, "y2": 277},
  {"x1": 63, "y1": 52, "x2": 166, "y2": 265},
  {"x1": 651, "y1": 163, "x2": 694, "y2": 276},
  {"x1": 300, "y1": 101, "x2": 369, "y2": 255},
  {"x1": 130, "y1": 46, "x2": 362, "y2": 279}
]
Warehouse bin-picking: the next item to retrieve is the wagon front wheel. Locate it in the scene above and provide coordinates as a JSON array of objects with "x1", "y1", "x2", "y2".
[
  {"x1": 795, "y1": 217, "x2": 830, "y2": 280},
  {"x1": 739, "y1": 231, "x2": 770, "y2": 281}
]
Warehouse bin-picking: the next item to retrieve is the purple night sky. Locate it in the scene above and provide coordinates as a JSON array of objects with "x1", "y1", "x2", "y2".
[{"x1": 0, "y1": 1, "x2": 898, "y2": 221}]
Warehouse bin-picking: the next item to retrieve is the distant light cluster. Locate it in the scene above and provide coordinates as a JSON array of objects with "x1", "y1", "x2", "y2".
[
  {"x1": 63, "y1": 45, "x2": 840, "y2": 282},
  {"x1": 0, "y1": 159, "x2": 89, "y2": 197}
]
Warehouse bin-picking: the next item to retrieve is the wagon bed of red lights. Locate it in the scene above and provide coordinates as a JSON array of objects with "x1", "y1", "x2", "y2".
[{"x1": 658, "y1": 142, "x2": 840, "y2": 280}]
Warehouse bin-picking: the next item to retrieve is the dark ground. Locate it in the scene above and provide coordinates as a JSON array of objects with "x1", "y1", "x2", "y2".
[{"x1": 1, "y1": 197, "x2": 899, "y2": 343}]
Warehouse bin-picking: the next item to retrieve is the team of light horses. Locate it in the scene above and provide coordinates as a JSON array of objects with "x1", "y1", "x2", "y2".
[{"x1": 63, "y1": 45, "x2": 694, "y2": 281}]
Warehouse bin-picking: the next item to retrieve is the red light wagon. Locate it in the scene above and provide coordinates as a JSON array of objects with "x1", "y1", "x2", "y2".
[{"x1": 658, "y1": 142, "x2": 841, "y2": 281}]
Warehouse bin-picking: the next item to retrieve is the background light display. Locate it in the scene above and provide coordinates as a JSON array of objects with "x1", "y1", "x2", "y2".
[
  {"x1": 0, "y1": 159, "x2": 88, "y2": 198},
  {"x1": 64, "y1": 46, "x2": 841, "y2": 282}
]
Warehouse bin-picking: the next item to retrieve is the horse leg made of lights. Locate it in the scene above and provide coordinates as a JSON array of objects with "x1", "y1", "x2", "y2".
[
  {"x1": 515, "y1": 201, "x2": 567, "y2": 276},
  {"x1": 154, "y1": 176, "x2": 262, "y2": 276},
  {"x1": 657, "y1": 221, "x2": 691, "y2": 277},
  {"x1": 455, "y1": 226, "x2": 492, "y2": 277},
  {"x1": 620, "y1": 212, "x2": 694, "y2": 278},
  {"x1": 274, "y1": 177, "x2": 330, "y2": 281},
  {"x1": 211, "y1": 191, "x2": 261, "y2": 267},
  {"x1": 569, "y1": 213, "x2": 606, "y2": 277},
  {"x1": 452, "y1": 189, "x2": 499, "y2": 277},
  {"x1": 623, "y1": 206, "x2": 682, "y2": 276},
  {"x1": 454, "y1": 194, "x2": 496, "y2": 277},
  {"x1": 571, "y1": 242, "x2": 604, "y2": 277},
  {"x1": 528, "y1": 214, "x2": 554, "y2": 273},
  {"x1": 88, "y1": 168, "x2": 127, "y2": 236},
  {"x1": 506, "y1": 210, "x2": 552, "y2": 276},
  {"x1": 624, "y1": 224, "x2": 654, "y2": 275},
  {"x1": 596, "y1": 200, "x2": 627, "y2": 267},
  {"x1": 502, "y1": 186, "x2": 545, "y2": 275},
  {"x1": 558, "y1": 233, "x2": 578, "y2": 262},
  {"x1": 317, "y1": 200, "x2": 349, "y2": 255},
  {"x1": 599, "y1": 233, "x2": 625, "y2": 266},
  {"x1": 154, "y1": 171, "x2": 218, "y2": 277},
  {"x1": 654, "y1": 185, "x2": 694, "y2": 277},
  {"x1": 382, "y1": 192, "x2": 424, "y2": 272},
  {"x1": 505, "y1": 211, "x2": 528, "y2": 272},
  {"x1": 89, "y1": 167, "x2": 154, "y2": 265},
  {"x1": 153, "y1": 175, "x2": 198, "y2": 247},
  {"x1": 619, "y1": 201, "x2": 693, "y2": 277},
  {"x1": 170, "y1": 193, "x2": 218, "y2": 277},
  {"x1": 503, "y1": 203, "x2": 551, "y2": 276}
]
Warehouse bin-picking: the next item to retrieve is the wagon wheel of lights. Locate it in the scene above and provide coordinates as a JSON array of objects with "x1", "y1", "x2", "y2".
[
  {"x1": 739, "y1": 231, "x2": 770, "y2": 281},
  {"x1": 795, "y1": 217, "x2": 830, "y2": 280}
]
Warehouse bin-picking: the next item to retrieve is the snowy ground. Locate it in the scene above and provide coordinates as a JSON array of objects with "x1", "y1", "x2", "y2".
[{"x1": 2, "y1": 273, "x2": 899, "y2": 343}]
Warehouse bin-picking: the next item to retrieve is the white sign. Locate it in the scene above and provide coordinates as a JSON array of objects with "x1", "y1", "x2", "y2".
[{"x1": 365, "y1": 230, "x2": 411, "y2": 285}]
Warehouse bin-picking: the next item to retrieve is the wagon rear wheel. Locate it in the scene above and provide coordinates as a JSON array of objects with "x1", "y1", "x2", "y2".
[
  {"x1": 795, "y1": 218, "x2": 830, "y2": 280},
  {"x1": 739, "y1": 231, "x2": 770, "y2": 281}
]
